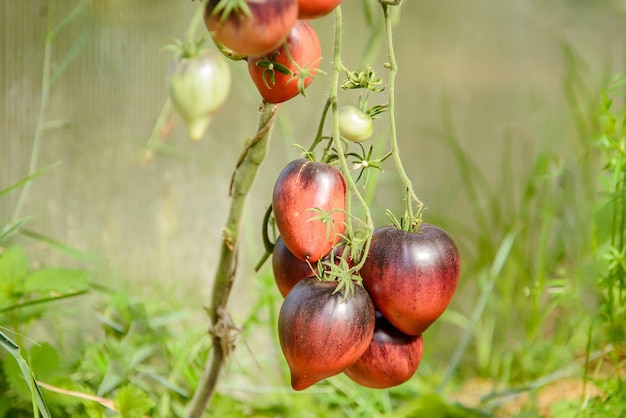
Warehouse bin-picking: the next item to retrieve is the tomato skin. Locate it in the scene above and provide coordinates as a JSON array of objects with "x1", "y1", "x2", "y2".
[
  {"x1": 205, "y1": 0, "x2": 298, "y2": 56},
  {"x1": 166, "y1": 51, "x2": 231, "y2": 140},
  {"x1": 272, "y1": 236, "x2": 317, "y2": 297},
  {"x1": 272, "y1": 159, "x2": 347, "y2": 262},
  {"x1": 278, "y1": 278, "x2": 375, "y2": 390},
  {"x1": 297, "y1": 0, "x2": 342, "y2": 19},
  {"x1": 338, "y1": 106, "x2": 374, "y2": 142},
  {"x1": 247, "y1": 20, "x2": 321, "y2": 104},
  {"x1": 360, "y1": 224, "x2": 461, "y2": 335},
  {"x1": 345, "y1": 312, "x2": 424, "y2": 389}
]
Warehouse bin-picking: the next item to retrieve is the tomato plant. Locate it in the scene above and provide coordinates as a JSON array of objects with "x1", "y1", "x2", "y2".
[
  {"x1": 360, "y1": 224, "x2": 461, "y2": 336},
  {"x1": 166, "y1": 49, "x2": 231, "y2": 140},
  {"x1": 278, "y1": 278, "x2": 375, "y2": 390},
  {"x1": 204, "y1": 0, "x2": 298, "y2": 56},
  {"x1": 297, "y1": 0, "x2": 342, "y2": 19},
  {"x1": 272, "y1": 158, "x2": 347, "y2": 262},
  {"x1": 345, "y1": 312, "x2": 424, "y2": 389},
  {"x1": 247, "y1": 19, "x2": 321, "y2": 104}
]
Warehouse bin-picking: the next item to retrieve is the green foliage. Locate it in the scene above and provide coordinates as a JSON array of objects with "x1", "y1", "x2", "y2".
[{"x1": 113, "y1": 385, "x2": 155, "y2": 418}]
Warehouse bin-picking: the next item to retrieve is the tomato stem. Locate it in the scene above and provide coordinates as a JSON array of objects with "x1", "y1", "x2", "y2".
[
  {"x1": 330, "y1": 7, "x2": 375, "y2": 277},
  {"x1": 381, "y1": 2, "x2": 424, "y2": 230},
  {"x1": 185, "y1": 102, "x2": 279, "y2": 418},
  {"x1": 308, "y1": 98, "x2": 333, "y2": 154}
]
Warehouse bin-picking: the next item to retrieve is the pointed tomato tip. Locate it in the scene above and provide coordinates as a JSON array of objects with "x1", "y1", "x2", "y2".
[{"x1": 290, "y1": 374, "x2": 315, "y2": 391}]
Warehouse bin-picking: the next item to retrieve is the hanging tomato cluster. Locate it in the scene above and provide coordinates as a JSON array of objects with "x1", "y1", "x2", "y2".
[
  {"x1": 205, "y1": 0, "x2": 339, "y2": 104},
  {"x1": 166, "y1": 0, "x2": 339, "y2": 140},
  {"x1": 167, "y1": 0, "x2": 462, "y2": 393},
  {"x1": 270, "y1": 156, "x2": 461, "y2": 390}
]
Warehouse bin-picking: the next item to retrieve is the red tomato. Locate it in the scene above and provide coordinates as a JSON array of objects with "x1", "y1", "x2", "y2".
[
  {"x1": 360, "y1": 224, "x2": 461, "y2": 335},
  {"x1": 278, "y1": 278, "x2": 375, "y2": 390},
  {"x1": 345, "y1": 312, "x2": 424, "y2": 389},
  {"x1": 204, "y1": 0, "x2": 298, "y2": 56},
  {"x1": 272, "y1": 159, "x2": 347, "y2": 262},
  {"x1": 247, "y1": 20, "x2": 321, "y2": 104},
  {"x1": 297, "y1": 0, "x2": 342, "y2": 19},
  {"x1": 272, "y1": 236, "x2": 317, "y2": 297}
]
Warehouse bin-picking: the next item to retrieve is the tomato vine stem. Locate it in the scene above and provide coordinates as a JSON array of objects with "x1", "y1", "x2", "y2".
[
  {"x1": 185, "y1": 102, "x2": 279, "y2": 418},
  {"x1": 330, "y1": 6, "x2": 374, "y2": 276},
  {"x1": 381, "y1": 2, "x2": 424, "y2": 230}
]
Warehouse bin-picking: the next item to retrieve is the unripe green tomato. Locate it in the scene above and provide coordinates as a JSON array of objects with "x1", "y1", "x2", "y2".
[
  {"x1": 338, "y1": 106, "x2": 374, "y2": 142},
  {"x1": 167, "y1": 51, "x2": 231, "y2": 140}
]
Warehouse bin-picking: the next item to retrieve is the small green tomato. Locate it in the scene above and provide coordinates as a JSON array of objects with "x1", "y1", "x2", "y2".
[
  {"x1": 167, "y1": 50, "x2": 231, "y2": 140},
  {"x1": 338, "y1": 106, "x2": 374, "y2": 142}
]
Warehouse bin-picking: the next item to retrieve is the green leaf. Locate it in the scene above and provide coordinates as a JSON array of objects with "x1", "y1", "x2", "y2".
[
  {"x1": 0, "y1": 397, "x2": 11, "y2": 418},
  {"x1": 29, "y1": 343, "x2": 60, "y2": 382},
  {"x1": 23, "y1": 268, "x2": 89, "y2": 293},
  {"x1": 113, "y1": 385, "x2": 155, "y2": 418},
  {"x1": 0, "y1": 246, "x2": 29, "y2": 301}
]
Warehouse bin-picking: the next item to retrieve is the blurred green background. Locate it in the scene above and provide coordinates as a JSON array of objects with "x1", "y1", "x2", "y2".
[{"x1": 1, "y1": 0, "x2": 625, "y2": 416}]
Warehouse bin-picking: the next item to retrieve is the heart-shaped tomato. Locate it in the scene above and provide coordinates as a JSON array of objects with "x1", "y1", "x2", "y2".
[
  {"x1": 360, "y1": 224, "x2": 461, "y2": 335},
  {"x1": 278, "y1": 278, "x2": 375, "y2": 390},
  {"x1": 166, "y1": 50, "x2": 231, "y2": 140},
  {"x1": 272, "y1": 159, "x2": 347, "y2": 262}
]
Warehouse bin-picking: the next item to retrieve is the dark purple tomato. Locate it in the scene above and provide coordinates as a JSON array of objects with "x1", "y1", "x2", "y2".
[
  {"x1": 344, "y1": 311, "x2": 424, "y2": 389},
  {"x1": 278, "y1": 278, "x2": 375, "y2": 390},
  {"x1": 272, "y1": 236, "x2": 317, "y2": 297},
  {"x1": 360, "y1": 224, "x2": 460, "y2": 335},
  {"x1": 204, "y1": 0, "x2": 298, "y2": 56},
  {"x1": 272, "y1": 159, "x2": 347, "y2": 262}
]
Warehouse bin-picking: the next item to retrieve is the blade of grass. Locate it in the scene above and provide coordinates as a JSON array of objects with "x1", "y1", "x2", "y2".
[
  {"x1": 0, "y1": 217, "x2": 34, "y2": 245},
  {"x1": 48, "y1": 0, "x2": 87, "y2": 40},
  {"x1": 49, "y1": 28, "x2": 89, "y2": 86},
  {"x1": 20, "y1": 228, "x2": 93, "y2": 263},
  {"x1": 0, "y1": 331, "x2": 52, "y2": 418},
  {"x1": 0, "y1": 163, "x2": 60, "y2": 199},
  {"x1": 0, "y1": 289, "x2": 88, "y2": 314}
]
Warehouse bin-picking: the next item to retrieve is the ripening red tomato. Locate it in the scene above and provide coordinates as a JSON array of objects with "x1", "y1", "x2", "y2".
[
  {"x1": 272, "y1": 159, "x2": 347, "y2": 262},
  {"x1": 278, "y1": 278, "x2": 375, "y2": 390},
  {"x1": 297, "y1": 0, "x2": 342, "y2": 19},
  {"x1": 204, "y1": 0, "x2": 298, "y2": 56},
  {"x1": 247, "y1": 20, "x2": 321, "y2": 104},
  {"x1": 345, "y1": 312, "x2": 424, "y2": 389},
  {"x1": 360, "y1": 224, "x2": 461, "y2": 335}
]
